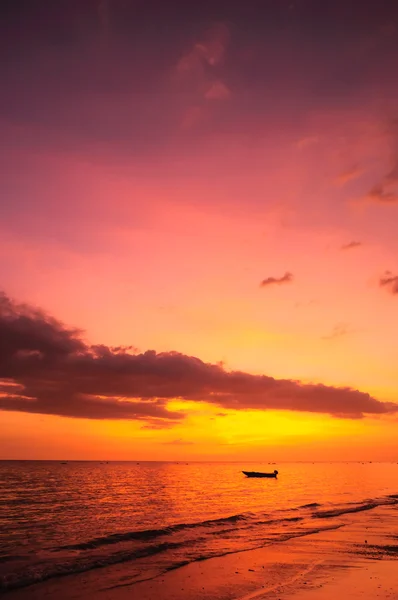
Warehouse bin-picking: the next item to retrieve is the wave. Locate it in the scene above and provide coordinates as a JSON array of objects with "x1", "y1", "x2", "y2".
[
  {"x1": 0, "y1": 539, "x2": 194, "y2": 593},
  {"x1": 313, "y1": 496, "x2": 398, "y2": 519},
  {"x1": 52, "y1": 496, "x2": 398, "y2": 554},
  {"x1": 2, "y1": 493, "x2": 397, "y2": 594},
  {"x1": 0, "y1": 523, "x2": 344, "y2": 593},
  {"x1": 57, "y1": 512, "x2": 252, "y2": 551}
]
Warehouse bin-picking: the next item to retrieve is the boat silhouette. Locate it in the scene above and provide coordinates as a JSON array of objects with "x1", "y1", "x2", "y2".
[{"x1": 242, "y1": 470, "x2": 278, "y2": 478}]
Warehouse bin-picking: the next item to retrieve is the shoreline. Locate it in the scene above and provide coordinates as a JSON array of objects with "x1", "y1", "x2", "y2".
[{"x1": 6, "y1": 503, "x2": 398, "y2": 600}]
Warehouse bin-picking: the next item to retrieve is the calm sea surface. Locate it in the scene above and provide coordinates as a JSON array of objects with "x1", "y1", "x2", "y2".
[{"x1": 1, "y1": 461, "x2": 397, "y2": 592}]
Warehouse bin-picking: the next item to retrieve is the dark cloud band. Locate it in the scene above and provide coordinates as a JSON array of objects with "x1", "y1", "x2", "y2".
[{"x1": 0, "y1": 291, "x2": 396, "y2": 423}]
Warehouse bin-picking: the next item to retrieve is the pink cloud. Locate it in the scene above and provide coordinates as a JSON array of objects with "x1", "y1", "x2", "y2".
[
  {"x1": 205, "y1": 81, "x2": 231, "y2": 101},
  {"x1": 174, "y1": 23, "x2": 230, "y2": 102}
]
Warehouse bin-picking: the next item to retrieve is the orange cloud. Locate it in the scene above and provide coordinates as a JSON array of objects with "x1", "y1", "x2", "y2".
[
  {"x1": 336, "y1": 166, "x2": 363, "y2": 185},
  {"x1": 162, "y1": 438, "x2": 194, "y2": 445}
]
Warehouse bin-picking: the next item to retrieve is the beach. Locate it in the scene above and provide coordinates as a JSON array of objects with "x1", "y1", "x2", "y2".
[{"x1": 5, "y1": 501, "x2": 398, "y2": 600}]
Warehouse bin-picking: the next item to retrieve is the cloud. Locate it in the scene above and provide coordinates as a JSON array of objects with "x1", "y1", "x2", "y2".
[
  {"x1": 367, "y1": 162, "x2": 398, "y2": 203},
  {"x1": 260, "y1": 272, "x2": 293, "y2": 287},
  {"x1": 181, "y1": 106, "x2": 206, "y2": 130},
  {"x1": 1, "y1": 291, "x2": 397, "y2": 422},
  {"x1": 174, "y1": 23, "x2": 231, "y2": 104},
  {"x1": 341, "y1": 241, "x2": 362, "y2": 250},
  {"x1": 336, "y1": 167, "x2": 363, "y2": 186},
  {"x1": 379, "y1": 271, "x2": 398, "y2": 295},
  {"x1": 296, "y1": 136, "x2": 319, "y2": 150},
  {"x1": 183, "y1": 23, "x2": 230, "y2": 70},
  {"x1": 294, "y1": 300, "x2": 319, "y2": 309},
  {"x1": 368, "y1": 187, "x2": 398, "y2": 204},
  {"x1": 162, "y1": 439, "x2": 195, "y2": 445},
  {"x1": 321, "y1": 323, "x2": 352, "y2": 340},
  {"x1": 204, "y1": 81, "x2": 231, "y2": 101}
]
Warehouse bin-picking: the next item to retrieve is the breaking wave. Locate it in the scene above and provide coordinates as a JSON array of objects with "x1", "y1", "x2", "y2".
[{"x1": 2, "y1": 494, "x2": 397, "y2": 594}]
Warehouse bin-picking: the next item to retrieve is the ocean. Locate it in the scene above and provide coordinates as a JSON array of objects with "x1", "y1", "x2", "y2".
[{"x1": 1, "y1": 461, "x2": 397, "y2": 593}]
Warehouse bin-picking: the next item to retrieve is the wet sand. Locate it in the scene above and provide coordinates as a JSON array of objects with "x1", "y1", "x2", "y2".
[{"x1": 7, "y1": 504, "x2": 398, "y2": 600}]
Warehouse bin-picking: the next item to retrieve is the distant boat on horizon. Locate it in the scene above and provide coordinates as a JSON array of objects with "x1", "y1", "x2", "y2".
[{"x1": 242, "y1": 470, "x2": 278, "y2": 478}]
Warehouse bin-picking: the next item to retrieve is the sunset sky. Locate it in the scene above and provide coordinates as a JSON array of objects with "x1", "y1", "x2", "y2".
[{"x1": 1, "y1": 0, "x2": 398, "y2": 461}]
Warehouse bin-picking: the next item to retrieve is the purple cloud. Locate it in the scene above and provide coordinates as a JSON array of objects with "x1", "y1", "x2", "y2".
[
  {"x1": 341, "y1": 241, "x2": 362, "y2": 250},
  {"x1": 260, "y1": 272, "x2": 293, "y2": 288},
  {"x1": 368, "y1": 163, "x2": 398, "y2": 204},
  {"x1": 321, "y1": 323, "x2": 352, "y2": 340},
  {"x1": 379, "y1": 271, "x2": 398, "y2": 295}
]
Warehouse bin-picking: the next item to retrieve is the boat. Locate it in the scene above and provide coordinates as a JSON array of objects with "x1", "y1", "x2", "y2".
[{"x1": 242, "y1": 470, "x2": 278, "y2": 478}]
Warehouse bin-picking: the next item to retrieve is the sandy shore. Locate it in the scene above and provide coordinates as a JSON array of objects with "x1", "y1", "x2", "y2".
[{"x1": 6, "y1": 504, "x2": 398, "y2": 600}]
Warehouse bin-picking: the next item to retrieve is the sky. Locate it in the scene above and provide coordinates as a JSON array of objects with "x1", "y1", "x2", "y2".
[{"x1": 1, "y1": 0, "x2": 398, "y2": 461}]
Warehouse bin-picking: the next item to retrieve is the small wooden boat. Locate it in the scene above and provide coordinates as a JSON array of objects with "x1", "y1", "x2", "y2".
[{"x1": 242, "y1": 470, "x2": 278, "y2": 478}]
